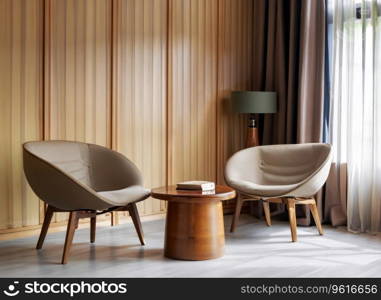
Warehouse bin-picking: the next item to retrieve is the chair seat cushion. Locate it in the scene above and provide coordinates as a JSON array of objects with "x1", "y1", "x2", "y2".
[
  {"x1": 228, "y1": 179, "x2": 300, "y2": 197},
  {"x1": 97, "y1": 185, "x2": 151, "y2": 206}
]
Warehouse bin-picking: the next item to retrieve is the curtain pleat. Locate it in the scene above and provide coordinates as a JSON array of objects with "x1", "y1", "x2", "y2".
[{"x1": 252, "y1": 0, "x2": 326, "y2": 225}]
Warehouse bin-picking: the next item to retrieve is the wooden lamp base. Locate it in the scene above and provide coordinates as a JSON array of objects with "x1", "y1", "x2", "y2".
[{"x1": 246, "y1": 126, "x2": 259, "y2": 148}]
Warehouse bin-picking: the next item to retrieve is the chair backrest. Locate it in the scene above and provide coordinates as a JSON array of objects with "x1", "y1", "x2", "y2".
[
  {"x1": 225, "y1": 143, "x2": 332, "y2": 186},
  {"x1": 23, "y1": 140, "x2": 143, "y2": 210},
  {"x1": 24, "y1": 141, "x2": 92, "y2": 186}
]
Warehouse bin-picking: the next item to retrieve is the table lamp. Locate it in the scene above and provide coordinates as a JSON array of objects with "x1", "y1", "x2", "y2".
[{"x1": 232, "y1": 91, "x2": 277, "y2": 147}]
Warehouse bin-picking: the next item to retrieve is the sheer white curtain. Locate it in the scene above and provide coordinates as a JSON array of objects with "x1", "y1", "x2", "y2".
[{"x1": 331, "y1": 0, "x2": 381, "y2": 233}]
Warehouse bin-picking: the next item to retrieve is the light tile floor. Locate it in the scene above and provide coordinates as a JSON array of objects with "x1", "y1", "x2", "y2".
[{"x1": 0, "y1": 215, "x2": 380, "y2": 277}]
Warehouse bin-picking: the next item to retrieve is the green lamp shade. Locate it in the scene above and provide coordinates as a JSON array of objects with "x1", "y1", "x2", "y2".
[{"x1": 232, "y1": 91, "x2": 277, "y2": 113}]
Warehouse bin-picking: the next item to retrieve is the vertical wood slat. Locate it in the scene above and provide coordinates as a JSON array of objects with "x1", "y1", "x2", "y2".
[
  {"x1": 0, "y1": 0, "x2": 43, "y2": 229},
  {"x1": 165, "y1": 0, "x2": 172, "y2": 213},
  {"x1": 169, "y1": 0, "x2": 218, "y2": 184},
  {"x1": 113, "y1": 0, "x2": 167, "y2": 216}
]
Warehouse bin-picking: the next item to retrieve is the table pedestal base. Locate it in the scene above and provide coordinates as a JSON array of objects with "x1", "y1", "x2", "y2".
[{"x1": 164, "y1": 200, "x2": 225, "y2": 260}]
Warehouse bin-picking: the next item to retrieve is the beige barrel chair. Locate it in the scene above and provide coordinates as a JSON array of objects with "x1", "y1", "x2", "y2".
[
  {"x1": 225, "y1": 143, "x2": 332, "y2": 242},
  {"x1": 23, "y1": 141, "x2": 150, "y2": 264}
]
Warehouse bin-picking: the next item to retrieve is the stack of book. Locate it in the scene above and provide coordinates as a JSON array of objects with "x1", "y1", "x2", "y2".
[{"x1": 176, "y1": 181, "x2": 215, "y2": 191}]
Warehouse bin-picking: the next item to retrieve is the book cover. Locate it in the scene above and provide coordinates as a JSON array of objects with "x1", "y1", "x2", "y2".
[{"x1": 176, "y1": 181, "x2": 215, "y2": 191}]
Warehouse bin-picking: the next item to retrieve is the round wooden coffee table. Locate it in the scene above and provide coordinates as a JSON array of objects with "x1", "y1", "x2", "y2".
[{"x1": 151, "y1": 185, "x2": 236, "y2": 260}]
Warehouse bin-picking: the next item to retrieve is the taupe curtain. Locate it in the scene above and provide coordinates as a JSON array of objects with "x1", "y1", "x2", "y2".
[{"x1": 252, "y1": 0, "x2": 326, "y2": 225}]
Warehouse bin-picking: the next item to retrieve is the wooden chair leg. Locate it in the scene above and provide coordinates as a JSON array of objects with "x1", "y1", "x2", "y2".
[
  {"x1": 36, "y1": 205, "x2": 54, "y2": 249},
  {"x1": 90, "y1": 216, "x2": 96, "y2": 243},
  {"x1": 286, "y1": 198, "x2": 297, "y2": 242},
  {"x1": 61, "y1": 212, "x2": 78, "y2": 264},
  {"x1": 263, "y1": 201, "x2": 271, "y2": 226},
  {"x1": 230, "y1": 196, "x2": 244, "y2": 233},
  {"x1": 309, "y1": 201, "x2": 324, "y2": 235},
  {"x1": 128, "y1": 203, "x2": 145, "y2": 245}
]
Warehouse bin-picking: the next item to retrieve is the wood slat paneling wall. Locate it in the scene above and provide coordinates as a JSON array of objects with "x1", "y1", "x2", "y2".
[
  {"x1": 0, "y1": 0, "x2": 43, "y2": 229},
  {"x1": 0, "y1": 0, "x2": 253, "y2": 233},
  {"x1": 112, "y1": 0, "x2": 167, "y2": 216},
  {"x1": 45, "y1": 0, "x2": 111, "y2": 145}
]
